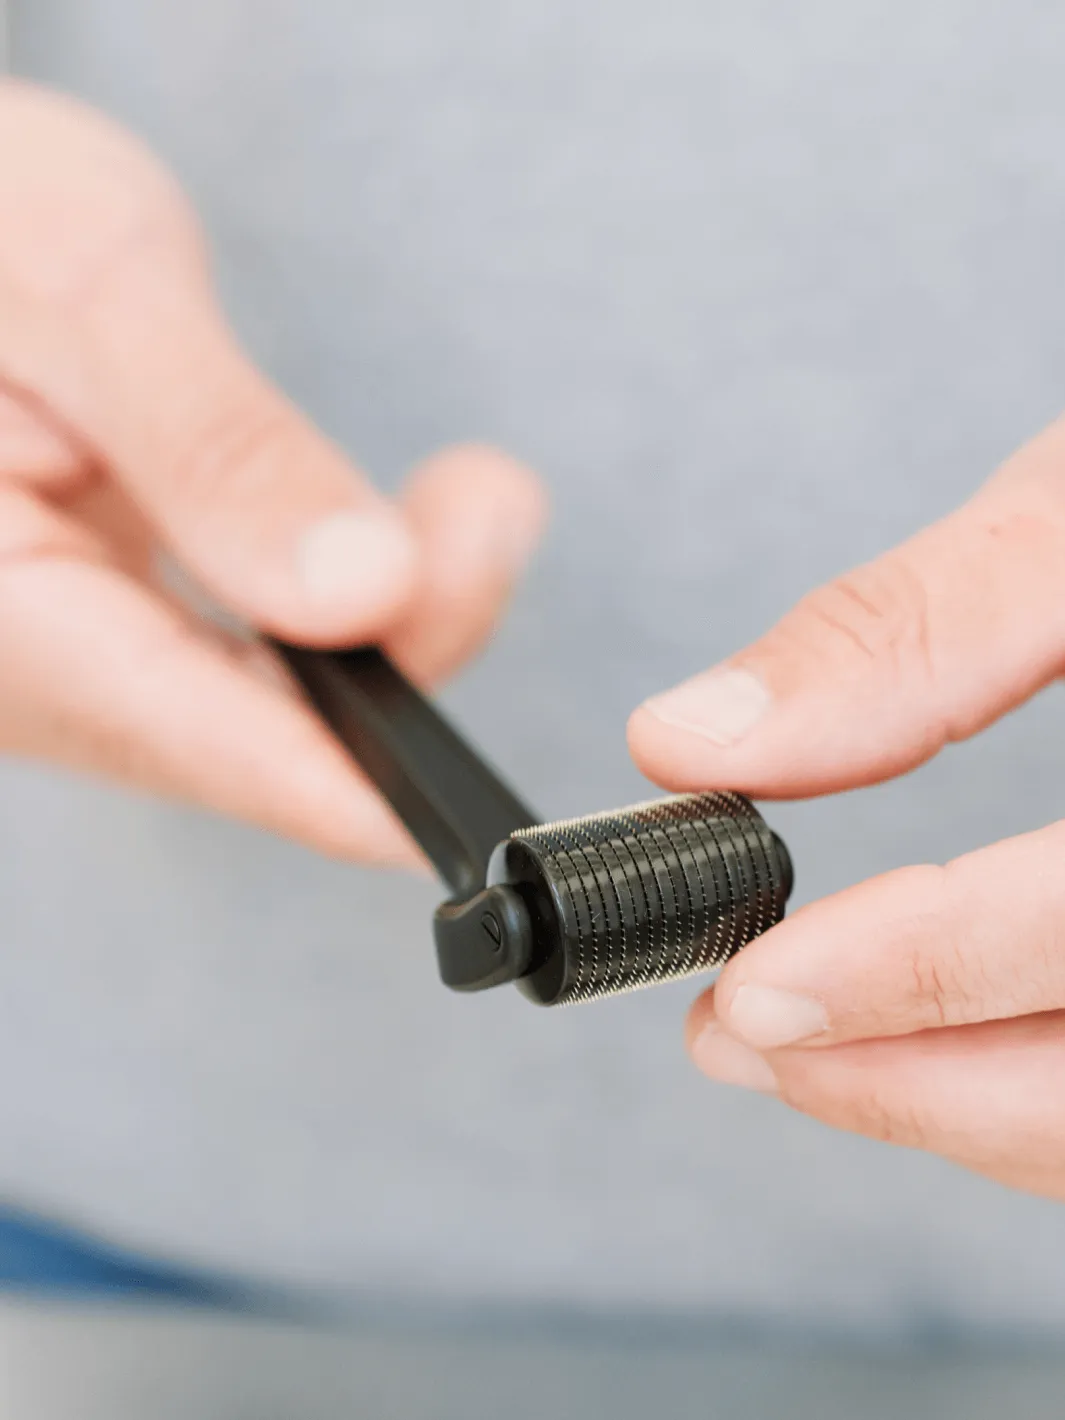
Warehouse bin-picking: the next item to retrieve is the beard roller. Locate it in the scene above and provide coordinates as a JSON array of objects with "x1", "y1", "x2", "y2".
[{"x1": 273, "y1": 644, "x2": 793, "y2": 1007}]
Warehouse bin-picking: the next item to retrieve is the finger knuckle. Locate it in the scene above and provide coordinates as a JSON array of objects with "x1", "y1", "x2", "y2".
[
  {"x1": 853, "y1": 1080, "x2": 933, "y2": 1151},
  {"x1": 909, "y1": 950, "x2": 952, "y2": 1028},
  {"x1": 894, "y1": 863, "x2": 990, "y2": 1029},
  {"x1": 175, "y1": 394, "x2": 294, "y2": 510},
  {"x1": 779, "y1": 1048, "x2": 942, "y2": 1154},
  {"x1": 788, "y1": 556, "x2": 934, "y2": 679}
]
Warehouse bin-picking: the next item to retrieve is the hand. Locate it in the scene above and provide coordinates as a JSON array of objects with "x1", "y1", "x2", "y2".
[
  {"x1": 0, "y1": 82, "x2": 544, "y2": 866},
  {"x1": 629, "y1": 414, "x2": 1065, "y2": 1200}
]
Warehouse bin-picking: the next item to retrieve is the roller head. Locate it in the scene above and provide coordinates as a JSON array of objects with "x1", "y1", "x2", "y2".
[
  {"x1": 277, "y1": 646, "x2": 793, "y2": 1008},
  {"x1": 486, "y1": 791, "x2": 791, "y2": 1007}
]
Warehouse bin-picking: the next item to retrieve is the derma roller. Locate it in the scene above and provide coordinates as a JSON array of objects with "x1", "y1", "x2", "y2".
[{"x1": 273, "y1": 644, "x2": 793, "y2": 1007}]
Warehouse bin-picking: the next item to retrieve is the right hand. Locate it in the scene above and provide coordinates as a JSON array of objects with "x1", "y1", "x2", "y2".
[
  {"x1": 0, "y1": 81, "x2": 545, "y2": 869},
  {"x1": 628, "y1": 405, "x2": 1065, "y2": 1199}
]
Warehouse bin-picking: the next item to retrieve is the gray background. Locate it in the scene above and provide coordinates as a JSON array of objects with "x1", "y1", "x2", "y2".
[{"x1": 6, "y1": 0, "x2": 1065, "y2": 1339}]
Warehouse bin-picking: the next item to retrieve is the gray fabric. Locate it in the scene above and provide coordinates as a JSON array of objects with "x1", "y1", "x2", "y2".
[{"x1": 6, "y1": 0, "x2": 1065, "y2": 1333}]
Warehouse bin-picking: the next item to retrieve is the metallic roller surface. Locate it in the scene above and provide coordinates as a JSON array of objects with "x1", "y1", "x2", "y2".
[{"x1": 491, "y1": 793, "x2": 792, "y2": 1006}]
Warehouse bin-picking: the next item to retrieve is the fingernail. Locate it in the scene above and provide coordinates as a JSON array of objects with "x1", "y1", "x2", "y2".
[
  {"x1": 691, "y1": 1022, "x2": 777, "y2": 1093},
  {"x1": 298, "y1": 509, "x2": 415, "y2": 610},
  {"x1": 725, "y1": 984, "x2": 828, "y2": 1049},
  {"x1": 641, "y1": 667, "x2": 770, "y2": 746}
]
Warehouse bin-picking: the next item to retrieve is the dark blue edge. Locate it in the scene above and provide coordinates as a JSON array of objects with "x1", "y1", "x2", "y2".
[
  {"x1": 0, "y1": 1206, "x2": 279, "y2": 1309},
  {"x1": 3, "y1": 1206, "x2": 1064, "y2": 1361}
]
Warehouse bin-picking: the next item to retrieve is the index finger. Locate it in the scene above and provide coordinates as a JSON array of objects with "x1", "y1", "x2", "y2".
[{"x1": 700, "y1": 820, "x2": 1065, "y2": 1051}]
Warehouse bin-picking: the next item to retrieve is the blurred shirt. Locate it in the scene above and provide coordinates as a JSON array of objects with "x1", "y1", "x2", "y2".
[{"x1": 6, "y1": 0, "x2": 1065, "y2": 1336}]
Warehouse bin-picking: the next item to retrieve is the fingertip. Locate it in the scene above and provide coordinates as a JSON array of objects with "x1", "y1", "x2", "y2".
[
  {"x1": 625, "y1": 703, "x2": 713, "y2": 792},
  {"x1": 628, "y1": 665, "x2": 773, "y2": 784},
  {"x1": 684, "y1": 985, "x2": 718, "y2": 1056},
  {"x1": 411, "y1": 440, "x2": 543, "y2": 496},
  {"x1": 627, "y1": 681, "x2": 899, "y2": 800},
  {"x1": 469, "y1": 443, "x2": 550, "y2": 559},
  {"x1": 340, "y1": 807, "x2": 430, "y2": 875},
  {"x1": 404, "y1": 442, "x2": 549, "y2": 574},
  {"x1": 387, "y1": 443, "x2": 548, "y2": 683},
  {"x1": 625, "y1": 703, "x2": 665, "y2": 778}
]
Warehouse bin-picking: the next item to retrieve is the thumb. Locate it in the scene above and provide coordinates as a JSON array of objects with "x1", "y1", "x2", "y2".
[
  {"x1": 629, "y1": 416, "x2": 1065, "y2": 797},
  {"x1": 73, "y1": 265, "x2": 418, "y2": 644},
  {"x1": 0, "y1": 82, "x2": 416, "y2": 643}
]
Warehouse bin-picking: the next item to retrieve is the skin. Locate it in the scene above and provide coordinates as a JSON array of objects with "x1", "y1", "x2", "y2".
[
  {"x1": 0, "y1": 80, "x2": 545, "y2": 867},
  {"x1": 629, "y1": 414, "x2": 1065, "y2": 1201}
]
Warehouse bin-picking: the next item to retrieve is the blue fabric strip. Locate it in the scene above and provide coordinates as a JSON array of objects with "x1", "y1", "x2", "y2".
[{"x1": 0, "y1": 1207, "x2": 247, "y2": 1301}]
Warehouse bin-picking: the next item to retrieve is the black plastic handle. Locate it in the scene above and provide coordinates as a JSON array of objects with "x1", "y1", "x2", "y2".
[{"x1": 272, "y1": 643, "x2": 538, "y2": 900}]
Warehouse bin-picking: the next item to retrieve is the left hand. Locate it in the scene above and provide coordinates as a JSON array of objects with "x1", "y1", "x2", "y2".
[
  {"x1": 628, "y1": 414, "x2": 1065, "y2": 1200},
  {"x1": 0, "y1": 83, "x2": 545, "y2": 868}
]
